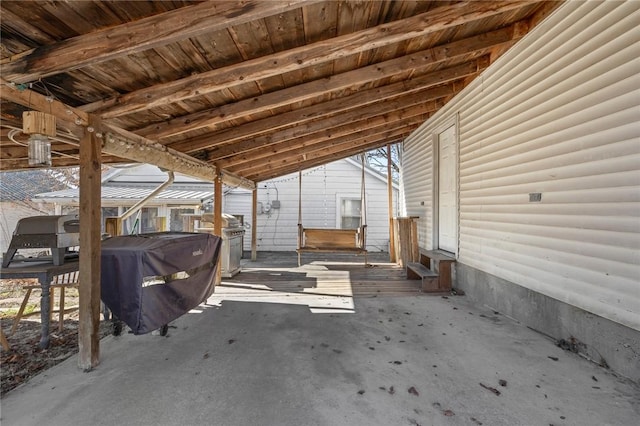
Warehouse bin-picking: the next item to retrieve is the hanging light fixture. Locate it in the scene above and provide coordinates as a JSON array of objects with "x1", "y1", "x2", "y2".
[{"x1": 23, "y1": 111, "x2": 56, "y2": 166}]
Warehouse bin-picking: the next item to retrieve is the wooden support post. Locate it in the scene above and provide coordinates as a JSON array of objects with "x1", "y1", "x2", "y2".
[
  {"x1": 58, "y1": 286, "x2": 65, "y2": 333},
  {"x1": 78, "y1": 117, "x2": 102, "y2": 371},
  {"x1": 0, "y1": 329, "x2": 9, "y2": 351},
  {"x1": 387, "y1": 144, "x2": 396, "y2": 263},
  {"x1": 214, "y1": 169, "x2": 223, "y2": 285},
  {"x1": 251, "y1": 188, "x2": 257, "y2": 261}
]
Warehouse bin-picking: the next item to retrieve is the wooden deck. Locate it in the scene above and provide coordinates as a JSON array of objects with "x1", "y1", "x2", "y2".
[{"x1": 220, "y1": 252, "x2": 422, "y2": 298}]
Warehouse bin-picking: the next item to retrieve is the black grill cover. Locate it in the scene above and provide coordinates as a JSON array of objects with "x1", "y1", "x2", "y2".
[{"x1": 101, "y1": 232, "x2": 221, "y2": 334}]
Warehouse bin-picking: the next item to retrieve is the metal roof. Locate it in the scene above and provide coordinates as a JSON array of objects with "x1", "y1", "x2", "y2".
[
  {"x1": 35, "y1": 186, "x2": 212, "y2": 204},
  {"x1": 0, "y1": 169, "x2": 70, "y2": 202}
]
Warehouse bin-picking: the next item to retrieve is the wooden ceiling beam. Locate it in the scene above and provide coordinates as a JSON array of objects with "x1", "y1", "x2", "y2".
[
  {"x1": 167, "y1": 62, "x2": 484, "y2": 153},
  {"x1": 0, "y1": 142, "x2": 79, "y2": 160},
  {"x1": 247, "y1": 130, "x2": 413, "y2": 182},
  {"x1": 0, "y1": 80, "x2": 254, "y2": 188},
  {"x1": 1, "y1": 1, "x2": 314, "y2": 84},
  {"x1": 157, "y1": 59, "x2": 482, "y2": 147},
  {"x1": 102, "y1": 124, "x2": 254, "y2": 189},
  {"x1": 139, "y1": 17, "x2": 515, "y2": 140},
  {"x1": 0, "y1": 155, "x2": 125, "y2": 172},
  {"x1": 202, "y1": 88, "x2": 448, "y2": 162},
  {"x1": 0, "y1": 78, "x2": 89, "y2": 136},
  {"x1": 229, "y1": 113, "x2": 431, "y2": 177},
  {"x1": 86, "y1": 2, "x2": 534, "y2": 118},
  {"x1": 221, "y1": 99, "x2": 444, "y2": 172}
]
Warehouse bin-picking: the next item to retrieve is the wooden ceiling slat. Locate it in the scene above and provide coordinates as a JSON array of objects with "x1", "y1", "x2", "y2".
[
  {"x1": 2, "y1": 1, "x2": 313, "y2": 84},
  {"x1": 141, "y1": 23, "x2": 518, "y2": 141},
  {"x1": 189, "y1": 29, "x2": 245, "y2": 71},
  {"x1": 0, "y1": 1, "x2": 555, "y2": 181},
  {"x1": 224, "y1": 108, "x2": 434, "y2": 175},
  {"x1": 331, "y1": 1, "x2": 371, "y2": 74},
  {"x1": 202, "y1": 90, "x2": 444, "y2": 162},
  {"x1": 247, "y1": 129, "x2": 412, "y2": 182},
  {"x1": 163, "y1": 63, "x2": 476, "y2": 155},
  {"x1": 0, "y1": 1, "x2": 78, "y2": 44},
  {"x1": 83, "y1": 0, "x2": 534, "y2": 119},
  {"x1": 300, "y1": 1, "x2": 339, "y2": 81},
  {"x1": 0, "y1": 7, "x2": 56, "y2": 58},
  {"x1": 264, "y1": 8, "x2": 307, "y2": 87},
  {"x1": 0, "y1": 78, "x2": 89, "y2": 132}
]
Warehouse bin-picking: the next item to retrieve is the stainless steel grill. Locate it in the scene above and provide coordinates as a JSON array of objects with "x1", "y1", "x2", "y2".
[
  {"x1": 2, "y1": 214, "x2": 80, "y2": 267},
  {"x1": 220, "y1": 214, "x2": 244, "y2": 278},
  {"x1": 193, "y1": 213, "x2": 244, "y2": 278}
]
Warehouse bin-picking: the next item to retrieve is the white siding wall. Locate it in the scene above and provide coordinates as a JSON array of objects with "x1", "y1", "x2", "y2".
[
  {"x1": 402, "y1": 1, "x2": 640, "y2": 330},
  {"x1": 225, "y1": 159, "x2": 397, "y2": 252}
]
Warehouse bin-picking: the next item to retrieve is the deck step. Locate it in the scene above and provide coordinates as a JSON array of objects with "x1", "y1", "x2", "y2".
[
  {"x1": 406, "y1": 262, "x2": 441, "y2": 293},
  {"x1": 406, "y1": 262, "x2": 437, "y2": 278},
  {"x1": 418, "y1": 249, "x2": 456, "y2": 262}
]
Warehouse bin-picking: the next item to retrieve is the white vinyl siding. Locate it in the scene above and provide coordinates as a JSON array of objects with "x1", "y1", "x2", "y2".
[
  {"x1": 401, "y1": 139, "x2": 432, "y2": 249},
  {"x1": 226, "y1": 159, "x2": 398, "y2": 252},
  {"x1": 402, "y1": 1, "x2": 640, "y2": 330}
]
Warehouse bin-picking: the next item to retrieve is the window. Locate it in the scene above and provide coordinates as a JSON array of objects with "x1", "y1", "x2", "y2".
[
  {"x1": 340, "y1": 198, "x2": 362, "y2": 229},
  {"x1": 122, "y1": 207, "x2": 158, "y2": 234},
  {"x1": 169, "y1": 208, "x2": 195, "y2": 231}
]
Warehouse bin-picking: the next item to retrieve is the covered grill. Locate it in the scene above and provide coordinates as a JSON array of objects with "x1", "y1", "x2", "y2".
[
  {"x1": 2, "y1": 214, "x2": 80, "y2": 267},
  {"x1": 100, "y1": 232, "x2": 221, "y2": 335}
]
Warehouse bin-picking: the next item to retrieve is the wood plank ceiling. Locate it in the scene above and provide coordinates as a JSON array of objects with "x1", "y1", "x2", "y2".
[{"x1": 0, "y1": 0, "x2": 560, "y2": 187}]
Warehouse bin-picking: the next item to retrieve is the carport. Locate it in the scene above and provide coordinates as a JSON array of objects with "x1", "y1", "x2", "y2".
[
  {"x1": 1, "y1": 1, "x2": 638, "y2": 421},
  {"x1": 1, "y1": 0, "x2": 561, "y2": 369}
]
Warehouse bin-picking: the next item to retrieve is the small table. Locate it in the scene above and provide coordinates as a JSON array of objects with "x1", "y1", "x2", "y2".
[{"x1": 1, "y1": 260, "x2": 79, "y2": 348}]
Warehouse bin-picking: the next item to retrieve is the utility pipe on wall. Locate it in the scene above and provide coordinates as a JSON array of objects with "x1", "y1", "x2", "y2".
[
  {"x1": 105, "y1": 171, "x2": 174, "y2": 236},
  {"x1": 120, "y1": 171, "x2": 175, "y2": 221}
]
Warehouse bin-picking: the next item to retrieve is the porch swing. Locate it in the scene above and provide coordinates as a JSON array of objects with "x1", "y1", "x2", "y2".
[{"x1": 296, "y1": 156, "x2": 368, "y2": 266}]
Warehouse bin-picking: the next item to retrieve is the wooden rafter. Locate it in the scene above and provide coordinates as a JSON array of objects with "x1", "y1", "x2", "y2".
[
  {"x1": 0, "y1": 155, "x2": 124, "y2": 171},
  {"x1": 1, "y1": 1, "x2": 314, "y2": 84},
  {"x1": 218, "y1": 97, "x2": 446, "y2": 171},
  {"x1": 202, "y1": 89, "x2": 447, "y2": 162},
  {"x1": 84, "y1": 1, "x2": 534, "y2": 118},
  {"x1": 229, "y1": 101, "x2": 443, "y2": 170},
  {"x1": 102, "y1": 125, "x2": 254, "y2": 189},
  {"x1": 0, "y1": 79, "x2": 254, "y2": 188},
  {"x1": 228, "y1": 112, "x2": 432, "y2": 177},
  {"x1": 141, "y1": 21, "x2": 520, "y2": 141},
  {"x1": 166, "y1": 66, "x2": 465, "y2": 155},
  {"x1": 248, "y1": 129, "x2": 413, "y2": 182},
  {"x1": 0, "y1": 78, "x2": 89, "y2": 132}
]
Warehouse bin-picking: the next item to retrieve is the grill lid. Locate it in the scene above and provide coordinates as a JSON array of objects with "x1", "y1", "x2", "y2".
[
  {"x1": 199, "y1": 213, "x2": 241, "y2": 229},
  {"x1": 14, "y1": 214, "x2": 80, "y2": 235}
]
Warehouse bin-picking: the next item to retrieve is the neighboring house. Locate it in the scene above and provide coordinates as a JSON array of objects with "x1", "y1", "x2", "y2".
[
  {"x1": 225, "y1": 157, "x2": 399, "y2": 252},
  {"x1": 35, "y1": 159, "x2": 398, "y2": 251},
  {"x1": 35, "y1": 164, "x2": 213, "y2": 234},
  {"x1": 401, "y1": 2, "x2": 638, "y2": 379},
  {"x1": 0, "y1": 170, "x2": 71, "y2": 256}
]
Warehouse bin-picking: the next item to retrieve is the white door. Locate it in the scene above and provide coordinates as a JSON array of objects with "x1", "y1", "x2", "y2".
[{"x1": 438, "y1": 124, "x2": 457, "y2": 253}]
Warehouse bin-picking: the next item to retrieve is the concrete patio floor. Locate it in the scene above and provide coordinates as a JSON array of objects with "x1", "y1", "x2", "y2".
[{"x1": 1, "y1": 253, "x2": 638, "y2": 426}]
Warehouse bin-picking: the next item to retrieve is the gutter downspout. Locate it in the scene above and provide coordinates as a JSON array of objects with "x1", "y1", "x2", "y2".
[{"x1": 119, "y1": 170, "x2": 175, "y2": 222}]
